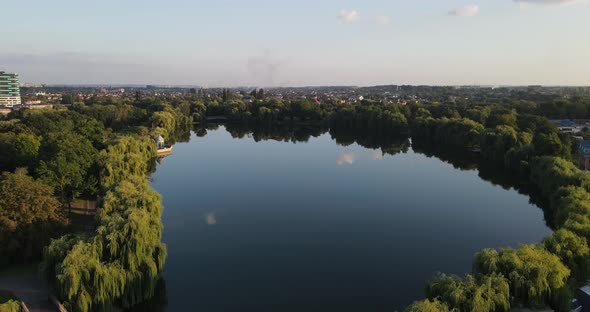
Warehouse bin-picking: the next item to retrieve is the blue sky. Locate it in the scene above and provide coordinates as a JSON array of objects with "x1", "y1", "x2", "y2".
[{"x1": 2, "y1": 0, "x2": 589, "y2": 86}]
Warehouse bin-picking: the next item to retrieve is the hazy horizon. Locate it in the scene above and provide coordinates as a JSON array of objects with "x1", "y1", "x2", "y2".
[
  {"x1": 19, "y1": 83, "x2": 590, "y2": 88},
  {"x1": 3, "y1": 0, "x2": 590, "y2": 86}
]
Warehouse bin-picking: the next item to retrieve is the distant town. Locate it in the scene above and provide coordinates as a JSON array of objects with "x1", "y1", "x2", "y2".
[
  {"x1": 6, "y1": 71, "x2": 590, "y2": 174},
  {"x1": 2, "y1": 71, "x2": 590, "y2": 116}
]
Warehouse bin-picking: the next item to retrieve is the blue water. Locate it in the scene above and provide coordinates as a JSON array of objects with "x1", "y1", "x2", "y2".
[{"x1": 150, "y1": 127, "x2": 551, "y2": 311}]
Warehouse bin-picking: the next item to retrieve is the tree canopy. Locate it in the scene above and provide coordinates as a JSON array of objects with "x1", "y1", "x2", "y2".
[{"x1": 0, "y1": 169, "x2": 67, "y2": 268}]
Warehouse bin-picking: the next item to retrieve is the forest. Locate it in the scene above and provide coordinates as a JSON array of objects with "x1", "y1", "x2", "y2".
[{"x1": 1, "y1": 89, "x2": 590, "y2": 311}]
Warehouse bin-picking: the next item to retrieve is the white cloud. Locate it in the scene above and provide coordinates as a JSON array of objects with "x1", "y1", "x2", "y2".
[
  {"x1": 337, "y1": 9, "x2": 360, "y2": 23},
  {"x1": 375, "y1": 15, "x2": 391, "y2": 25},
  {"x1": 448, "y1": 4, "x2": 480, "y2": 17}
]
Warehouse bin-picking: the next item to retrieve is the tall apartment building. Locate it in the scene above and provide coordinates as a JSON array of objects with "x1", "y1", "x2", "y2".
[{"x1": 0, "y1": 71, "x2": 21, "y2": 107}]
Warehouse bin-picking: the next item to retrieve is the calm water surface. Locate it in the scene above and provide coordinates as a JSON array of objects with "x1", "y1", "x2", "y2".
[{"x1": 150, "y1": 127, "x2": 551, "y2": 311}]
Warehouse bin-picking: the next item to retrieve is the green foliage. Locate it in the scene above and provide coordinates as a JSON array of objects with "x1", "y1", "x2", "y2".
[
  {"x1": 533, "y1": 131, "x2": 568, "y2": 158},
  {"x1": 464, "y1": 108, "x2": 489, "y2": 124},
  {"x1": 0, "y1": 120, "x2": 38, "y2": 172},
  {"x1": 56, "y1": 241, "x2": 125, "y2": 312},
  {"x1": 504, "y1": 145, "x2": 534, "y2": 177},
  {"x1": 190, "y1": 101, "x2": 207, "y2": 122},
  {"x1": 41, "y1": 234, "x2": 83, "y2": 285},
  {"x1": 426, "y1": 273, "x2": 510, "y2": 312},
  {"x1": 0, "y1": 290, "x2": 20, "y2": 312},
  {"x1": 330, "y1": 104, "x2": 408, "y2": 135},
  {"x1": 37, "y1": 132, "x2": 99, "y2": 202},
  {"x1": 473, "y1": 245, "x2": 570, "y2": 308},
  {"x1": 405, "y1": 298, "x2": 452, "y2": 312},
  {"x1": 517, "y1": 114, "x2": 552, "y2": 133},
  {"x1": 543, "y1": 229, "x2": 590, "y2": 280},
  {"x1": 432, "y1": 118, "x2": 484, "y2": 149},
  {"x1": 480, "y1": 126, "x2": 520, "y2": 162},
  {"x1": 98, "y1": 136, "x2": 156, "y2": 190},
  {"x1": 12, "y1": 133, "x2": 41, "y2": 169},
  {"x1": 20, "y1": 110, "x2": 107, "y2": 149},
  {"x1": 551, "y1": 186, "x2": 590, "y2": 228},
  {"x1": 151, "y1": 111, "x2": 176, "y2": 138},
  {"x1": 0, "y1": 169, "x2": 67, "y2": 268},
  {"x1": 74, "y1": 102, "x2": 147, "y2": 131},
  {"x1": 0, "y1": 300, "x2": 21, "y2": 312},
  {"x1": 529, "y1": 156, "x2": 582, "y2": 195},
  {"x1": 564, "y1": 213, "x2": 590, "y2": 242},
  {"x1": 485, "y1": 109, "x2": 518, "y2": 128},
  {"x1": 44, "y1": 176, "x2": 166, "y2": 312}
]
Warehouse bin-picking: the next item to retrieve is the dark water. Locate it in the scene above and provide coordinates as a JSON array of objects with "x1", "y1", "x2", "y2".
[{"x1": 150, "y1": 126, "x2": 551, "y2": 312}]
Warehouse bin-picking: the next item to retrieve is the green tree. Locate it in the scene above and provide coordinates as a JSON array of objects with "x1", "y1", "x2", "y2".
[
  {"x1": 529, "y1": 157, "x2": 582, "y2": 195},
  {"x1": 486, "y1": 108, "x2": 517, "y2": 128},
  {"x1": 551, "y1": 186, "x2": 590, "y2": 228},
  {"x1": 98, "y1": 135, "x2": 156, "y2": 190},
  {"x1": 12, "y1": 133, "x2": 41, "y2": 169},
  {"x1": 0, "y1": 169, "x2": 67, "y2": 267},
  {"x1": 543, "y1": 229, "x2": 590, "y2": 280},
  {"x1": 405, "y1": 299, "x2": 452, "y2": 312},
  {"x1": 44, "y1": 176, "x2": 166, "y2": 312},
  {"x1": 0, "y1": 300, "x2": 21, "y2": 312},
  {"x1": 37, "y1": 133, "x2": 98, "y2": 203},
  {"x1": 473, "y1": 245, "x2": 570, "y2": 308},
  {"x1": 480, "y1": 126, "x2": 520, "y2": 162},
  {"x1": 150, "y1": 111, "x2": 176, "y2": 139},
  {"x1": 426, "y1": 273, "x2": 510, "y2": 312},
  {"x1": 533, "y1": 131, "x2": 567, "y2": 158}
]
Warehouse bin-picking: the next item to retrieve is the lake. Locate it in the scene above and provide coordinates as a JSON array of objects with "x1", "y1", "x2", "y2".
[{"x1": 149, "y1": 126, "x2": 551, "y2": 312}]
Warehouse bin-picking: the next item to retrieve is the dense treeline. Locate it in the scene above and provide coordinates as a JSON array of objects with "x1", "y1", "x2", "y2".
[
  {"x1": 0, "y1": 96, "x2": 192, "y2": 311},
  {"x1": 0, "y1": 169, "x2": 67, "y2": 267},
  {"x1": 400, "y1": 103, "x2": 590, "y2": 311},
  {"x1": 37, "y1": 102, "x2": 189, "y2": 309},
  {"x1": 329, "y1": 104, "x2": 409, "y2": 135}
]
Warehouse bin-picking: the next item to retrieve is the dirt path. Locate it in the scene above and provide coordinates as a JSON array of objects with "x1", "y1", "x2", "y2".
[{"x1": 0, "y1": 273, "x2": 55, "y2": 312}]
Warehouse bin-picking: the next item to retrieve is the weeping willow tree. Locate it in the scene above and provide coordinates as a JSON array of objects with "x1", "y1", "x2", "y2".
[
  {"x1": 56, "y1": 241, "x2": 126, "y2": 312},
  {"x1": 425, "y1": 273, "x2": 510, "y2": 312},
  {"x1": 43, "y1": 172, "x2": 166, "y2": 311},
  {"x1": 473, "y1": 245, "x2": 570, "y2": 308},
  {"x1": 405, "y1": 298, "x2": 451, "y2": 312},
  {"x1": 98, "y1": 135, "x2": 156, "y2": 190},
  {"x1": 94, "y1": 176, "x2": 166, "y2": 308},
  {"x1": 43, "y1": 135, "x2": 165, "y2": 311},
  {"x1": 41, "y1": 234, "x2": 82, "y2": 286},
  {"x1": 98, "y1": 176, "x2": 162, "y2": 217},
  {"x1": 0, "y1": 300, "x2": 21, "y2": 312}
]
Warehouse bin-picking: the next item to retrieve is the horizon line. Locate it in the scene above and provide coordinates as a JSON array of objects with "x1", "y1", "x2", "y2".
[{"x1": 19, "y1": 83, "x2": 590, "y2": 89}]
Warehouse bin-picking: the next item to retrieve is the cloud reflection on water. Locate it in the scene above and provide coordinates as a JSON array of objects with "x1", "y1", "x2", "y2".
[
  {"x1": 371, "y1": 150, "x2": 384, "y2": 160},
  {"x1": 337, "y1": 152, "x2": 357, "y2": 165},
  {"x1": 337, "y1": 150, "x2": 385, "y2": 165},
  {"x1": 204, "y1": 212, "x2": 217, "y2": 225}
]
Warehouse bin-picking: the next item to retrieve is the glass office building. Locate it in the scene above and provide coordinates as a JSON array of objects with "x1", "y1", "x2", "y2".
[{"x1": 0, "y1": 71, "x2": 21, "y2": 107}]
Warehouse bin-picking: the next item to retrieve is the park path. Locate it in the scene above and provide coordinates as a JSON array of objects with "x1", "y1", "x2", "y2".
[{"x1": 0, "y1": 273, "x2": 55, "y2": 312}]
